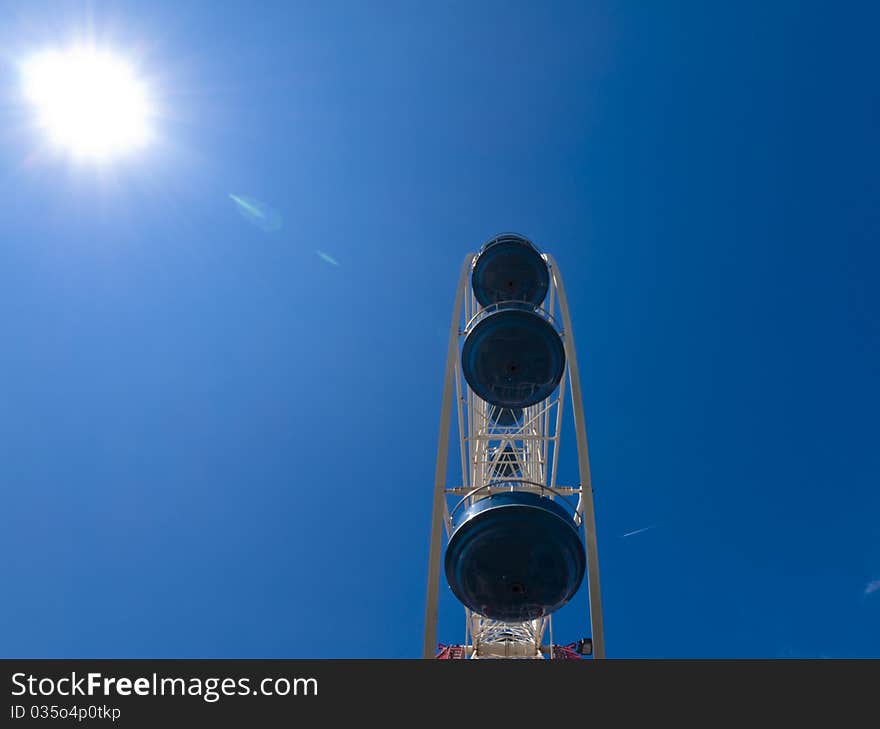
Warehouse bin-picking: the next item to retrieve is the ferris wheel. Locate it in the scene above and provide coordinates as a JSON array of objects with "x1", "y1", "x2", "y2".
[{"x1": 424, "y1": 234, "x2": 605, "y2": 660}]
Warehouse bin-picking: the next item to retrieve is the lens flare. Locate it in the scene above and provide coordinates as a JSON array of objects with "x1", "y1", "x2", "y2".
[{"x1": 229, "y1": 194, "x2": 283, "y2": 232}]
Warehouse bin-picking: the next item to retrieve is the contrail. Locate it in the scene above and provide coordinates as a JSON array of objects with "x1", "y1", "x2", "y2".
[
  {"x1": 316, "y1": 250, "x2": 340, "y2": 266},
  {"x1": 620, "y1": 523, "x2": 660, "y2": 539}
]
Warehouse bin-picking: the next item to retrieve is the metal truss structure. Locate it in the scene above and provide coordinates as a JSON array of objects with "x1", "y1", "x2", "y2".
[{"x1": 424, "y1": 247, "x2": 605, "y2": 659}]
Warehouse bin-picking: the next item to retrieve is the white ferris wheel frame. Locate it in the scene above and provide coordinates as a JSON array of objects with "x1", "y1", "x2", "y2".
[{"x1": 423, "y1": 251, "x2": 605, "y2": 659}]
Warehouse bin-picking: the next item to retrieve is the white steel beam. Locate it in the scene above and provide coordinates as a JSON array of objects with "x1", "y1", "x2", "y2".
[
  {"x1": 547, "y1": 254, "x2": 605, "y2": 658},
  {"x1": 423, "y1": 254, "x2": 474, "y2": 658}
]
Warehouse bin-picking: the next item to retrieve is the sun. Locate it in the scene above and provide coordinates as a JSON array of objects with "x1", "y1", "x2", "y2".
[{"x1": 21, "y1": 46, "x2": 153, "y2": 162}]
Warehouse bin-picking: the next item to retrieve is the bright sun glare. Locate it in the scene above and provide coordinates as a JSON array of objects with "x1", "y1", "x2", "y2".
[{"x1": 21, "y1": 47, "x2": 153, "y2": 161}]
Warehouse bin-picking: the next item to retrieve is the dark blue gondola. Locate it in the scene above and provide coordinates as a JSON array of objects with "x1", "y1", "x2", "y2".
[
  {"x1": 444, "y1": 491, "x2": 585, "y2": 622},
  {"x1": 462, "y1": 308, "x2": 565, "y2": 409},
  {"x1": 472, "y1": 234, "x2": 549, "y2": 308}
]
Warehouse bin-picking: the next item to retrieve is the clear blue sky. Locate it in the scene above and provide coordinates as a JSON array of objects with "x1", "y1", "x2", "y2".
[{"x1": 1, "y1": 1, "x2": 878, "y2": 658}]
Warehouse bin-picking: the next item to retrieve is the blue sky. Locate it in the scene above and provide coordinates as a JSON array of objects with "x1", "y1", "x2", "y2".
[{"x1": 1, "y1": 1, "x2": 878, "y2": 658}]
